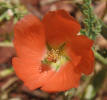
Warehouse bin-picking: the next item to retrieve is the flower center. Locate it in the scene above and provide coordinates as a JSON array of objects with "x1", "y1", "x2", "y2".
[
  {"x1": 42, "y1": 43, "x2": 69, "y2": 71},
  {"x1": 46, "y1": 49, "x2": 61, "y2": 63}
]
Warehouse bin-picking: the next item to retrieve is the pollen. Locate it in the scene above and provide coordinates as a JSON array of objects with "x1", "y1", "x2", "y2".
[
  {"x1": 42, "y1": 43, "x2": 68, "y2": 71},
  {"x1": 46, "y1": 49, "x2": 61, "y2": 63}
]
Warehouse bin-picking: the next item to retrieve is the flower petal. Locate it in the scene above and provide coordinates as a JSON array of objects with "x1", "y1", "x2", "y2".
[
  {"x1": 13, "y1": 57, "x2": 56, "y2": 90},
  {"x1": 75, "y1": 50, "x2": 95, "y2": 75},
  {"x1": 41, "y1": 62, "x2": 81, "y2": 92},
  {"x1": 13, "y1": 14, "x2": 48, "y2": 90},
  {"x1": 12, "y1": 57, "x2": 41, "y2": 90},
  {"x1": 25, "y1": 70, "x2": 55, "y2": 90},
  {"x1": 65, "y1": 43, "x2": 81, "y2": 67},
  {"x1": 42, "y1": 10, "x2": 81, "y2": 46},
  {"x1": 69, "y1": 35, "x2": 94, "y2": 75},
  {"x1": 14, "y1": 14, "x2": 46, "y2": 61},
  {"x1": 70, "y1": 35, "x2": 93, "y2": 54},
  {"x1": 26, "y1": 69, "x2": 55, "y2": 90}
]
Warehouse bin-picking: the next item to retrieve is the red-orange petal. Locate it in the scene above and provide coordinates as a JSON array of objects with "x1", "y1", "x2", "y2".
[
  {"x1": 70, "y1": 35, "x2": 93, "y2": 54},
  {"x1": 14, "y1": 14, "x2": 46, "y2": 61},
  {"x1": 70, "y1": 35, "x2": 94, "y2": 75},
  {"x1": 13, "y1": 57, "x2": 56, "y2": 90},
  {"x1": 65, "y1": 43, "x2": 81, "y2": 67},
  {"x1": 26, "y1": 68, "x2": 55, "y2": 90},
  {"x1": 12, "y1": 57, "x2": 41, "y2": 90},
  {"x1": 42, "y1": 10, "x2": 81, "y2": 46},
  {"x1": 75, "y1": 49, "x2": 95, "y2": 75},
  {"x1": 41, "y1": 62, "x2": 81, "y2": 92},
  {"x1": 25, "y1": 70, "x2": 55, "y2": 90},
  {"x1": 13, "y1": 14, "x2": 48, "y2": 90}
]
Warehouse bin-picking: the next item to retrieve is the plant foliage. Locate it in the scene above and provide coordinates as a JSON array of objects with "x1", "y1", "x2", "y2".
[{"x1": 80, "y1": 0, "x2": 102, "y2": 40}]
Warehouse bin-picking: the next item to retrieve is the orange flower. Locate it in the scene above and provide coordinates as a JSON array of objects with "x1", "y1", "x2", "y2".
[{"x1": 12, "y1": 10, "x2": 94, "y2": 92}]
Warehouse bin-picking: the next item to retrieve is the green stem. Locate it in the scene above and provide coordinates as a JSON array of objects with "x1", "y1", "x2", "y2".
[
  {"x1": 0, "y1": 68, "x2": 14, "y2": 78},
  {"x1": 0, "y1": 42, "x2": 13, "y2": 47},
  {"x1": 93, "y1": 49, "x2": 107, "y2": 65},
  {"x1": 88, "y1": 4, "x2": 92, "y2": 37}
]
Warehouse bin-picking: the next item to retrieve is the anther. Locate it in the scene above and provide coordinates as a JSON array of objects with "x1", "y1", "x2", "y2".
[{"x1": 47, "y1": 49, "x2": 60, "y2": 63}]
